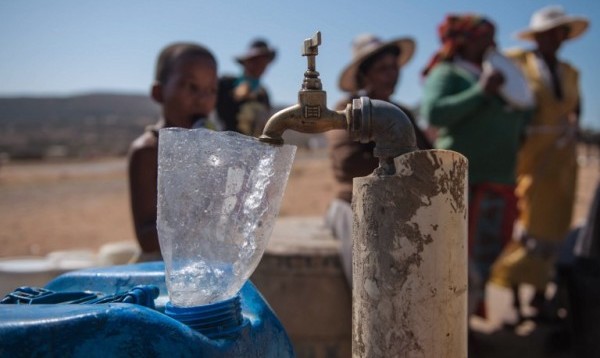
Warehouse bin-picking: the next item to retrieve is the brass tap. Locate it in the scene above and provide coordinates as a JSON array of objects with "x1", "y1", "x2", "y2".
[
  {"x1": 259, "y1": 32, "x2": 417, "y2": 174},
  {"x1": 259, "y1": 32, "x2": 349, "y2": 145}
]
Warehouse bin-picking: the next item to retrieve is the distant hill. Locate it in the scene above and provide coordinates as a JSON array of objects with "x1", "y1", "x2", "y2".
[
  {"x1": 0, "y1": 93, "x2": 160, "y2": 159},
  {"x1": 0, "y1": 93, "x2": 315, "y2": 160},
  {"x1": 4, "y1": 92, "x2": 595, "y2": 161}
]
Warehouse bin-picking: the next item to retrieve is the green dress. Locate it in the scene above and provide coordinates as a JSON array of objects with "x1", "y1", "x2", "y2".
[
  {"x1": 421, "y1": 60, "x2": 530, "y2": 283},
  {"x1": 421, "y1": 61, "x2": 529, "y2": 186}
]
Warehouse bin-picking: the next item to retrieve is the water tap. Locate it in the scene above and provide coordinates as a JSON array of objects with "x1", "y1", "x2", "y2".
[{"x1": 259, "y1": 31, "x2": 417, "y2": 174}]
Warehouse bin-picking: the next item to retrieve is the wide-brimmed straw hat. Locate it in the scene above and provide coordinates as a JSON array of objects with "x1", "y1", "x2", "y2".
[
  {"x1": 339, "y1": 34, "x2": 415, "y2": 92},
  {"x1": 235, "y1": 39, "x2": 277, "y2": 64},
  {"x1": 516, "y1": 6, "x2": 589, "y2": 41}
]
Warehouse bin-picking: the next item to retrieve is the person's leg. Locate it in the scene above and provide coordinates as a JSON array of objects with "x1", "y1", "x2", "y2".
[
  {"x1": 512, "y1": 285, "x2": 523, "y2": 323},
  {"x1": 325, "y1": 199, "x2": 354, "y2": 287}
]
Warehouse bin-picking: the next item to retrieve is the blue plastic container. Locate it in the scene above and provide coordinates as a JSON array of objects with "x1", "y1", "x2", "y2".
[{"x1": 0, "y1": 262, "x2": 294, "y2": 357}]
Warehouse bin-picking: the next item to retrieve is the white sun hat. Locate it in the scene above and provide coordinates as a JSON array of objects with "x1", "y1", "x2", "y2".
[
  {"x1": 517, "y1": 6, "x2": 589, "y2": 41},
  {"x1": 338, "y1": 34, "x2": 415, "y2": 93}
]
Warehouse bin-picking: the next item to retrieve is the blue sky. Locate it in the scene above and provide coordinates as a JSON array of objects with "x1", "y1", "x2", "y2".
[{"x1": 1, "y1": 0, "x2": 598, "y2": 130}]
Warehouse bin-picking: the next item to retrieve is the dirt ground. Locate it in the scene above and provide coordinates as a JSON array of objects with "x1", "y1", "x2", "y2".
[
  {"x1": 0, "y1": 146, "x2": 598, "y2": 258},
  {"x1": 0, "y1": 149, "x2": 336, "y2": 257}
]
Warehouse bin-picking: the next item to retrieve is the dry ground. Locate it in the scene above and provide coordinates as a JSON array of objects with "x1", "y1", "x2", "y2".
[
  {"x1": 0, "y1": 149, "x2": 336, "y2": 257},
  {"x1": 0, "y1": 146, "x2": 597, "y2": 258}
]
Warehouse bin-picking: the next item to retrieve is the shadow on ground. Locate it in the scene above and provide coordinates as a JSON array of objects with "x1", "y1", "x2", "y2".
[{"x1": 470, "y1": 318, "x2": 573, "y2": 357}]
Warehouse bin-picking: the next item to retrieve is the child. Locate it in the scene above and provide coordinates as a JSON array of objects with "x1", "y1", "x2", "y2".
[{"x1": 128, "y1": 42, "x2": 218, "y2": 261}]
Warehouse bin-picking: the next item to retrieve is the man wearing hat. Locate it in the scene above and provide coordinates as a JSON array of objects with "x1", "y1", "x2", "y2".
[
  {"x1": 490, "y1": 6, "x2": 589, "y2": 321},
  {"x1": 216, "y1": 39, "x2": 276, "y2": 136},
  {"x1": 325, "y1": 34, "x2": 432, "y2": 285}
]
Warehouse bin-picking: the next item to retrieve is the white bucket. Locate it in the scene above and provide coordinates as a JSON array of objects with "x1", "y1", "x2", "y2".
[
  {"x1": 47, "y1": 249, "x2": 99, "y2": 271},
  {"x1": 98, "y1": 241, "x2": 141, "y2": 265},
  {"x1": 0, "y1": 242, "x2": 142, "y2": 298},
  {"x1": 0, "y1": 256, "x2": 61, "y2": 297},
  {"x1": 0, "y1": 250, "x2": 100, "y2": 298}
]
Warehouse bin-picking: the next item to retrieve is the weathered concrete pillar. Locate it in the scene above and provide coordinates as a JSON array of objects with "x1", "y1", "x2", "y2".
[{"x1": 352, "y1": 149, "x2": 468, "y2": 358}]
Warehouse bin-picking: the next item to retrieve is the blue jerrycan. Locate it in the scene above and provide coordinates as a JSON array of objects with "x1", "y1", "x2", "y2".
[{"x1": 0, "y1": 262, "x2": 294, "y2": 357}]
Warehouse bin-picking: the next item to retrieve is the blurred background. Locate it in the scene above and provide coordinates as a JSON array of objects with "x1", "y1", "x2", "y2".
[
  {"x1": 1, "y1": 3, "x2": 599, "y2": 356},
  {"x1": 0, "y1": 0, "x2": 598, "y2": 256}
]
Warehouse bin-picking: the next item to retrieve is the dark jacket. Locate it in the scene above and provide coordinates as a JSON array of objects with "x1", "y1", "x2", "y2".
[{"x1": 216, "y1": 75, "x2": 271, "y2": 134}]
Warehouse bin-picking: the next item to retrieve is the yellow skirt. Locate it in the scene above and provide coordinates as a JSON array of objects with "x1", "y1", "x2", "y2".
[{"x1": 489, "y1": 241, "x2": 555, "y2": 290}]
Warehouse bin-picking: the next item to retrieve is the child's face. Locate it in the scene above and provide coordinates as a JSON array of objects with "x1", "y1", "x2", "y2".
[{"x1": 157, "y1": 56, "x2": 218, "y2": 128}]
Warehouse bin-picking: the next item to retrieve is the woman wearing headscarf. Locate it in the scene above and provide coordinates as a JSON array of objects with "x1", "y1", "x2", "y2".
[
  {"x1": 326, "y1": 34, "x2": 432, "y2": 285},
  {"x1": 490, "y1": 6, "x2": 589, "y2": 319},
  {"x1": 420, "y1": 14, "x2": 531, "y2": 316}
]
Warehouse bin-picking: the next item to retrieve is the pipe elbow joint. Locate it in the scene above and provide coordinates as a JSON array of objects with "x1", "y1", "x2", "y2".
[{"x1": 349, "y1": 97, "x2": 417, "y2": 174}]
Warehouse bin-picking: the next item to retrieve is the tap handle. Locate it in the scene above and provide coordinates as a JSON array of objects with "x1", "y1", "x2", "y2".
[
  {"x1": 301, "y1": 32, "x2": 322, "y2": 90},
  {"x1": 302, "y1": 31, "x2": 321, "y2": 57},
  {"x1": 302, "y1": 31, "x2": 321, "y2": 75}
]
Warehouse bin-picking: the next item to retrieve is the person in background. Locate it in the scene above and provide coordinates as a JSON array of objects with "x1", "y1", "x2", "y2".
[
  {"x1": 490, "y1": 6, "x2": 589, "y2": 321},
  {"x1": 325, "y1": 34, "x2": 432, "y2": 285},
  {"x1": 420, "y1": 14, "x2": 530, "y2": 317},
  {"x1": 128, "y1": 42, "x2": 218, "y2": 261},
  {"x1": 216, "y1": 39, "x2": 276, "y2": 137}
]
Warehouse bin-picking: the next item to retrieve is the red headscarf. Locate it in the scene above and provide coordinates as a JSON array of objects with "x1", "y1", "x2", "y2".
[{"x1": 422, "y1": 14, "x2": 496, "y2": 77}]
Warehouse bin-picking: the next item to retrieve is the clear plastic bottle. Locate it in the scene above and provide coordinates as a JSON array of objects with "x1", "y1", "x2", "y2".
[{"x1": 157, "y1": 128, "x2": 296, "y2": 307}]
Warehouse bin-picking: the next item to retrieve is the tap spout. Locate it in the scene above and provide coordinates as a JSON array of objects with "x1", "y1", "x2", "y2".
[
  {"x1": 349, "y1": 97, "x2": 417, "y2": 175},
  {"x1": 258, "y1": 93, "x2": 348, "y2": 145}
]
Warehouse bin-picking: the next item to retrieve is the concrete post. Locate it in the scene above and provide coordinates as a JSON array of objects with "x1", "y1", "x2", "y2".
[{"x1": 352, "y1": 149, "x2": 468, "y2": 358}]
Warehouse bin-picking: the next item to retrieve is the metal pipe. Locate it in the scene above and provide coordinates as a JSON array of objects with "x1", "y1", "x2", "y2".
[
  {"x1": 348, "y1": 97, "x2": 417, "y2": 175},
  {"x1": 257, "y1": 33, "x2": 417, "y2": 169}
]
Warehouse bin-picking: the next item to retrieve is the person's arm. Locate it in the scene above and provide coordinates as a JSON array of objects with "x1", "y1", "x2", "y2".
[
  {"x1": 128, "y1": 143, "x2": 160, "y2": 254},
  {"x1": 420, "y1": 64, "x2": 490, "y2": 128},
  {"x1": 572, "y1": 66, "x2": 581, "y2": 130},
  {"x1": 216, "y1": 77, "x2": 239, "y2": 132},
  {"x1": 327, "y1": 130, "x2": 378, "y2": 182},
  {"x1": 397, "y1": 104, "x2": 433, "y2": 150}
]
